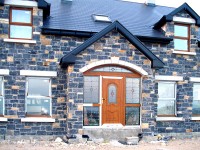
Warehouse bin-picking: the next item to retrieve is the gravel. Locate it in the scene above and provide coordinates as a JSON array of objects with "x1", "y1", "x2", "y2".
[{"x1": 0, "y1": 137, "x2": 200, "y2": 150}]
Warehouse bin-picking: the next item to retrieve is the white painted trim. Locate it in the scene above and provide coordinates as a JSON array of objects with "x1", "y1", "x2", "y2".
[
  {"x1": 0, "y1": 69, "x2": 9, "y2": 75},
  {"x1": 0, "y1": 117, "x2": 8, "y2": 122},
  {"x1": 156, "y1": 117, "x2": 184, "y2": 121},
  {"x1": 173, "y1": 16, "x2": 196, "y2": 24},
  {"x1": 4, "y1": 0, "x2": 38, "y2": 7},
  {"x1": 4, "y1": 39, "x2": 36, "y2": 44},
  {"x1": 191, "y1": 117, "x2": 200, "y2": 120},
  {"x1": 79, "y1": 59, "x2": 148, "y2": 76},
  {"x1": 102, "y1": 76, "x2": 123, "y2": 79},
  {"x1": 189, "y1": 77, "x2": 200, "y2": 82},
  {"x1": 83, "y1": 104, "x2": 93, "y2": 106},
  {"x1": 172, "y1": 51, "x2": 196, "y2": 56},
  {"x1": 33, "y1": 32, "x2": 41, "y2": 35},
  {"x1": 155, "y1": 75, "x2": 183, "y2": 81},
  {"x1": 20, "y1": 70, "x2": 57, "y2": 77},
  {"x1": 21, "y1": 117, "x2": 55, "y2": 123}
]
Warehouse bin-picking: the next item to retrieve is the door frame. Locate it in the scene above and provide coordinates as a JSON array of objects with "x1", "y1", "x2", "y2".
[{"x1": 83, "y1": 65, "x2": 142, "y2": 127}]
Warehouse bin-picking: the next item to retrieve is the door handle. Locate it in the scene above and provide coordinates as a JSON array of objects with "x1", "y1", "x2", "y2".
[{"x1": 102, "y1": 98, "x2": 105, "y2": 104}]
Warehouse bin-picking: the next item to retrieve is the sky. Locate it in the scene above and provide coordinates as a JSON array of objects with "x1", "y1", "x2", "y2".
[{"x1": 124, "y1": 0, "x2": 200, "y2": 15}]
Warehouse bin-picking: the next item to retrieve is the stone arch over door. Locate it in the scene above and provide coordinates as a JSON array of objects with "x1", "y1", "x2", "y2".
[{"x1": 79, "y1": 59, "x2": 148, "y2": 76}]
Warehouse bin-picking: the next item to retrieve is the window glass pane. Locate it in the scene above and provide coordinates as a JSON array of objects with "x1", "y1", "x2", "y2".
[
  {"x1": 84, "y1": 76, "x2": 99, "y2": 103},
  {"x1": 174, "y1": 25, "x2": 188, "y2": 37},
  {"x1": 28, "y1": 78, "x2": 50, "y2": 96},
  {"x1": 158, "y1": 82, "x2": 175, "y2": 99},
  {"x1": 0, "y1": 97, "x2": 3, "y2": 115},
  {"x1": 192, "y1": 100, "x2": 200, "y2": 115},
  {"x1": 26, "y1": 98, "x2": 50, "y2": 115},
  {"x1": 174, "y1": 39, "x2": 188, "y2": 51},
  {"x1": 12, "y1": 9, "x2": 31, "y2": 23},
  {"x1": 0, "y1": 77, "x2": 2, "y2": 96},
  {"x1": 157, "y1": 100, "x2": 175, "y2": 115},
  {"x1": 10, "y1": 25, "x2": 32, "y2": 39},
  {"x1": 193, "y1": 84, "x2": 200, "y2": 100},
  {"x1": 126, "y1": 78, "x2": 140, "y2": 103},
  {"x1": 125, "y1": 107, "x2": 140, "y2": 125},
  {"x1": 83, "y1": 106, "x2": 99, "y2": 126},
  {"x1": 93, "y1": 66, "x2": 131, "y2": 73},
  {"x1": 108, "y1": 84, "x2": 117, "y2": 103}
]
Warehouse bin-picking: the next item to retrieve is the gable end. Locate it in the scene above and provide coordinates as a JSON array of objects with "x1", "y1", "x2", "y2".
[{"x1": 60, "y1": 21, "x2": 165, "y2": 69}]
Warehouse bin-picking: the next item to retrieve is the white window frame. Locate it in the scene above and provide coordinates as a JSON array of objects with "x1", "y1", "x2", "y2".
[
  {"x1": 25, "y1": 77, "x2": 52, "y2": 116},
  {"x1": 157, "y1": 81, "x2": 177, "y2": 116},
  {"x1": 0, "y1": 76, "x2": 4, "y2": 116},
  {"x1": 192, "y1": 83, "x2": 200, "y2": 116}
]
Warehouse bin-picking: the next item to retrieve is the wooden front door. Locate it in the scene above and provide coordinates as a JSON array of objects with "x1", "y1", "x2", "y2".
[{"x1": 102, "y1": 77, "x2": 124, "y2": 125}]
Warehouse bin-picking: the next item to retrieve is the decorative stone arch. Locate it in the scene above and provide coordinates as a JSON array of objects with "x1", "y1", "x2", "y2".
[{"x1": 79, "y1": 58, "x2": 148, "y2": 76}]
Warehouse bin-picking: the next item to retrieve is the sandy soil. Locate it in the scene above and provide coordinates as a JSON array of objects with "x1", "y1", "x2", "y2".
[{"x1": 0, "y1": 138, "x2": 200, "y2": 150}]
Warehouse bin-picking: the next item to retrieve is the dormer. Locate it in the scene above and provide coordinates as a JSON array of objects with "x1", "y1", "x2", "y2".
[{"x1": 154, "y1": 3, "x2": 200, "y2": 55}]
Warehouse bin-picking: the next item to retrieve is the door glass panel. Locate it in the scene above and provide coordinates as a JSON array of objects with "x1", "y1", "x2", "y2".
[
  {"x1": 126, "y1": 78, "x2": 140, "y2": 103},
  {"x1": 108, "y1": 84, "x2": 117, "y2": 103},
  {"x1": 83, "y1": 106, "x2": 99, "y2": 126},
  {"x1": 125, "y1": 107, "x2": 140, "y2": 125},
  {"x1": 84, "y1": 76, "x2": 99, "y2": 103}
]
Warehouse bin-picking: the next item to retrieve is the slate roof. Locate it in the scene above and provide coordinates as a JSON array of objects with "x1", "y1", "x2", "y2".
[{"x1": 43, "y1": 0, "x2": 175, "y2": 39}]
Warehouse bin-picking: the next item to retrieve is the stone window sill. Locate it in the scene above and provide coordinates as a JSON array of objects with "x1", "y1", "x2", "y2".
[
  {"x1": 191, "y1": 117, "x2": 200, "y2": 120},
  {"x1": 21, "y1": 117, "x2": 55, "y2": 123},
  {"x1": 4, "y1": 39, "x2": 36, "y2": 44},
  {"x1": 0, "y1": 117, "x2": 8, "y2": 122},
  {"x1": 172, "y1": 51, "x2": 196, "y2": 56},
  {"x1": 156, "y1": 117, "x2": 184, "y2": 121}
]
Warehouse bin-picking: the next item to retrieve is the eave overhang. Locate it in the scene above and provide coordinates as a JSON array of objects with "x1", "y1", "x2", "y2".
[
  {"x1": 154, "y1": 3, "x2": 200, "y2": 29},
  {"x1": 37, "y1": 0, "x2": 51, "y2": 19},
  {"x1": 60, "y1": 20, "x2": 165, "y2": 69}
]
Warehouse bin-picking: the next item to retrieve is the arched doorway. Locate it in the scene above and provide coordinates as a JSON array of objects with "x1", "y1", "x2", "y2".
[{"x1": 82, "y1": 64, "x2": 143, "y2": 126}]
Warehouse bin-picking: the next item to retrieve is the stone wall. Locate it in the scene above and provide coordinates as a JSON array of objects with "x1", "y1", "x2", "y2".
[{"x1": 66, "y1": 30, "x2": 154, "y2": 136}]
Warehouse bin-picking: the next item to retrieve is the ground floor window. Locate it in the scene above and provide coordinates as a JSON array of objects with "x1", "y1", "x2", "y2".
[
  {"x1": 26, "y1": 77, "x2": 51, "y2": 116},
  {"x1": 0, "y1": 77, "x2": 4, "y2": 115},
  {"x1": 157, "y1": 82, "x2": 176, "y2": 116},
  {"x1": 192, "y1": 83, "x2": 200, "y2": 115}
]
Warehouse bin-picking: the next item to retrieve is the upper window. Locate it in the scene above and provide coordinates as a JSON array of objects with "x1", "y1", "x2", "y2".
[
  {"x1": 0, "y1": 77, "x2": 4, "y2": 116},
  {"x1": 174, "y1": 24, "x2": 190, "y2": 51},
  {"x1": 26, "y1": 77, "x2": 51, "y2": 116},
  {"x1": 9, "y1": 7, "x2": 33, "y2": 39},
  {"x1": 192, "y1": 83, "x2": 200, "y2": 116},
  {"x1": 157, "y1": 82, "x2": 176, "y2": 116}
]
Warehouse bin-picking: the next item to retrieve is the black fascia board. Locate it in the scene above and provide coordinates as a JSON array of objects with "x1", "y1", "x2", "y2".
[
  {"x1": 41, "y1": 27, "x2": 172, "y2": 44},
  {"x1": 38, "y1": 0, "x2": 51, "y2": 19},
  {"x1": 0, "y1": 0, "x2": 4, "y2": 6},
  {"x1": 60, "y1": 20, "x2": 165, "y2": 69},
  {"x1": 154, "y1": 3, "x2": 200, "y2": 29}
]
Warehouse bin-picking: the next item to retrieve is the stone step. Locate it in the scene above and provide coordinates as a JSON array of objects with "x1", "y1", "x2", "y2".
[{"x1": 83, "y1": 126, "x2": 141, "y2": 142}]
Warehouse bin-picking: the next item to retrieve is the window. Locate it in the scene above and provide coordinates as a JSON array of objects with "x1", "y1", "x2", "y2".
[
  {"x1": 157, "y1": 82, "x2": 176, "y2": 116},
  {"x1": 192, "y1": 83, "x2": 200, "y2": 116},
  {"x1": 26, "y1": 78, "x2": 51, "y2": 116},
  {"x1": 83, "y1": 76, "x2": 100, "y2": 126},
  {"x1": 9, "y1": 7, "x2": 33, "y2": 39},
  {"x1": 0, "y1": 77, "x2": 4, "y2": 116},
  {"x1": 92, "y1": 15, "x2": 111, "y2": 22},
  {"x1": 174, "y1": 24, "x2": 190, "y2": 51}
]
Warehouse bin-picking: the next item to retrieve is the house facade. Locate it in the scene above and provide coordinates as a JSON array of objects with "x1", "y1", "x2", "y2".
[{"x1": 0, "y1": 0, "x2": 200, "y2": 140}]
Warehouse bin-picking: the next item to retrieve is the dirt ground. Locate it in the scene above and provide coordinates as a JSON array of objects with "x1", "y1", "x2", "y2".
[{"x1": 1, "y1": 138, "x2": 200, "y2": 150}]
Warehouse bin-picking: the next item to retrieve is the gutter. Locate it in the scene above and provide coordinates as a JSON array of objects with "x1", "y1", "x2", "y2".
[{"x1": 41, "y1": 28, "x2": 172, "y2": 44}]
